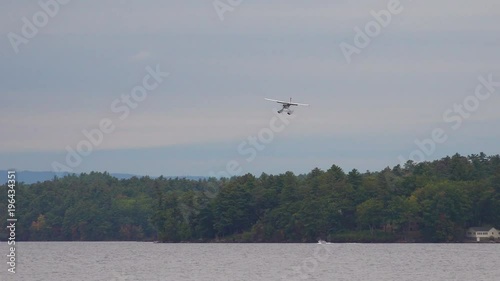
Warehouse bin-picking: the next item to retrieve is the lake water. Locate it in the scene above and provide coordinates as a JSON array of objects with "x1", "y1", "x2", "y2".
[{"x1": 1, "y1": 242, "x2": 499, "y2": 281}]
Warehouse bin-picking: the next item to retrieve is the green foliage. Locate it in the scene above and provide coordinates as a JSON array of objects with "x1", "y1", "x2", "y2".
[
  {"x1": 0, "y1": 153, "x2": 498, "y2": 243},
  {"x1": 356, "y1": 198, "x2": 384, "y2": 234},
  {"x1": 414, "y1": 181, "x2": 472, "y2": 242}
]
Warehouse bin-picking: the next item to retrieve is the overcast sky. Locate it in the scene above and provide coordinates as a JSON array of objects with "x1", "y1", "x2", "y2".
[{"x1": 1, "y1": 0, "x2": 500, "y2": 177}]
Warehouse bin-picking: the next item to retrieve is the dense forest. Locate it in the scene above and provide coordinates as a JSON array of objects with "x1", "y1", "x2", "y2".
[{"x1": 1, "y1": 153, "x2": 499, "y2": 243}]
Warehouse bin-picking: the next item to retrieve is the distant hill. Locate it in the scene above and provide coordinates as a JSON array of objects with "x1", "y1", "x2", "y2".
[{"x1": 0, "y1": 170, "x2": 206, "y2": 185}]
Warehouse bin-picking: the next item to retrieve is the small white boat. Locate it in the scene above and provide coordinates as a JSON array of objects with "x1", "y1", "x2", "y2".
[{"x1": 317, "y1": 240, "x2": 331, "y2": 244}]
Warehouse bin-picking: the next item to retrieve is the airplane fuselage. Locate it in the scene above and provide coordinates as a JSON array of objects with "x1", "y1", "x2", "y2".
[
  {"x1": 278, "y1": 104, "x2": 293, "y2": 115},
  {"x1": 265, "y1": 97, "x2": 308, "y2": 115}
]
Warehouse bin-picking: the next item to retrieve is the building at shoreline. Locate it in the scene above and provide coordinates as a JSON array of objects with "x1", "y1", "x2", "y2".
[{"x1": 465, "y1": 227, "x2": 500, "y2": 242}]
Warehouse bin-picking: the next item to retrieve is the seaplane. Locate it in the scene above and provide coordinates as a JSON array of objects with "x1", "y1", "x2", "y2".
[{"x1": 265, "y1": 97, "x2": 309, "y2": 115}]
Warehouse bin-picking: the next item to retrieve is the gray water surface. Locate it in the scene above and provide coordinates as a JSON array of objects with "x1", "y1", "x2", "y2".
[{"x1": 1, "y1": 242, "x2": 499, "y2": 281}]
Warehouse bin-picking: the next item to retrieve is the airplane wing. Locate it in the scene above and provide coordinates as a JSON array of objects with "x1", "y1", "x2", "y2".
[
  {"x1": 264, "y1": 98, "x2": 309, "y2": 106},
  {"x1": 264, "y1": 98, "x2": 289, "y2": 105},
  {"x1": 290, "y1": 102, "x2": 309, "y2": 106}
]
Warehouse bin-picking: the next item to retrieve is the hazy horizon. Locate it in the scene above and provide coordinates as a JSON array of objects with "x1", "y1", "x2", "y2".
[{"x1": 2, "y1": 0, "x2": 500, "y2": 177}]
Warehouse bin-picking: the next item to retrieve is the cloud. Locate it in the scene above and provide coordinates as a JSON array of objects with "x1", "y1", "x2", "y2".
[
  {"x1": 1, "y1": 0, "x2": 499, "y2": 174},
  {"x1": 2, "y1": 1, "x2": 499, "y2": 36}
]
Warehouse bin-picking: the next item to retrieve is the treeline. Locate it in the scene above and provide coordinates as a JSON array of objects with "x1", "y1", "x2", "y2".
[
  {"x1": 0, "y1": 172, "x2": 219, "y2": 241},
  {"x1": 1, "y1": 153, "x2": 499, "y2": 242}
]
